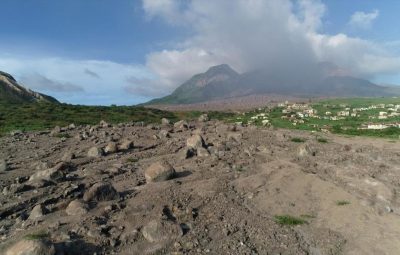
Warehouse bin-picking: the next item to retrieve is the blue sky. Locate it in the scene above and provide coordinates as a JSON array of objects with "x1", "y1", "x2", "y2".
[{"x1": 1, "y1": 0, "x2": 400, "y2": 105}]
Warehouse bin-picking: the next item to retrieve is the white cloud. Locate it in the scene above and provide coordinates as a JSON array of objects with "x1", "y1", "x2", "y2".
[
  {"x1": 0, "y1": 56, "x2": 154, "y2": 105},
  {"x1": 349, "y1": 10, "x2": 379, "y2": 29},
  {"x1": 141, "y1": 0, "x2": 399, "y2": 93}
]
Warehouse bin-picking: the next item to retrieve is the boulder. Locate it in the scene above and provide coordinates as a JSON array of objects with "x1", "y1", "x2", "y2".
[
  {"x1": 161, "y1": 118, "x2": 170, "y2": 125},
  {"x1": 83, "y1": 182, "x2": 119, "y2": 202},
  {"x1": 5, "y1": 239, "x2": 55, "y2": 255},
  {"x1": 104, "y1": 142, "x2": 118, "y2": 154},
  {"x1": 99, "y1": 120, "x2": 110, "y2": 128},
  {"x1": 87, "y1": 147, "x2": 104, "y2": 158},
  {"x1": 227, "y1": 132, "x2": 242, "y2": 143},
  {"x1": 29, "y1": 162, "x2": 71, "y2": 183},
  {"x1": 50, "y1": 126, "x2": 61, "y2": 136},
  {"x1": 118, "y1": 140, "x2": 133, "y2": 151},
  {"x1": 145, "y1": 162, "x2": 176, "y2": 182},
  {"x1": 0, "y1": 159, "x2": 9, "y2": 172},
  {"x1": 158, "y1": 130, "x2": 170, "y2": 138},
  {"x1": 198, "y1": 114, "x2": 209, "y2": 122},
  {"x1": 174, "y1": 120, "x2": 188, "y2": 130},
  {"x1": 65, "y1": 200, "x2": 89, "y2": 216},
  {"x1": 61, "y1": 152, "x2": 75, "y2": 162},
  {"x1": 197, "y1": 147, "x2": 210, "y2": 157},
  {"x1": 28, "y1": 204, "x2": 45, "y2": 220},
  {"x1": 142, "y1": 220, "x2": 183, "y2": 243},
  {"x1": 297, "y1": 144, "x2": 316, "y2": 157},
  {"x1": 186, "y1": 134, "x2": 206, "y2": 149}
]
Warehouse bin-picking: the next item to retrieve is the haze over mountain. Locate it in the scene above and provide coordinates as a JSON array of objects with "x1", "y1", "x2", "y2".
[
  {"x1": 147, "y1": 63, "x2": 397, "y2": 105},
  {"x1": 0, "y1": 71, "x2": 58, "y2": 104}
]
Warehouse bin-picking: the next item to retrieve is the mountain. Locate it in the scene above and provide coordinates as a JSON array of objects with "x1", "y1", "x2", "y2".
[
  {"x1": 147, "y1": 64, "x2": 240, "y2": 104},
  {"x1": 0, "y1": 71, "x2": 58, "y2": 103},
  {"x1": 147, "y1": 64, "x2": 399, "y2": 105}
]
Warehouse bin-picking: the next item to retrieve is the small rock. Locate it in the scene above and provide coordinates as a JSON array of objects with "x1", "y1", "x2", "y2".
[
  {"x1": 186, "y1": 135, "x2": 206, "y2": 149},
  {"x1": 104, "y1": 142, "x2": 118, "y2": 154},
  {"x1": 145, "y1": 162, "x2": 176, "y2": 182},
  {"x1": 28, "y1": 204, "x2": 45, "y2": 220},
  {"x1": 65, "y1": 200, "x2": 88, "y2": 216},
  {"x1": 180, "y1": 148, "x2": 196, "y2": 160},
  {"x1": 0, "y1": 159, "x2": 9, "y2": 172},
  {"x1": 68, "y1": 123, "x2": 76, "y2": 130},
  {"x1": 197, "y1": 147, "x2": 210, "y2": 157},
  {"x1": 161, "y1": 118, "x2": 170, "y2": 125},
  {"x1": 198, "y1": 114, "x2": 209, "y2": 122},
  {"x1": 118, "y1": 140, "x2": 133, "y2": 151},
  {"x1": 174, "y1": 120, "x2": 188, "y2": 130},
  {"x1": 227, "y1": 132, "x2": 242, "y2": 143},
  {"x1": 158, "y1": 130, "x2": 170, "y2": 138},
  {"x1": 83, "y1": 182, "x2": 119, "y2": 202},
  {"x1": 297, "y1": 144, "x2": 316, "y2": 157},
  {"x1": 87, "y1": 147, "x2": 104, "y2": 158},
  {"x1": 50, "y1": 126, "x2": 61, "y2": 136},
  {"x1": 61, "y1": 152, "x2": 75, "y2": 162},
  {"x1": 99, "y1": 120, "x2": 110, "y2": 128},
  {"x1": 5, "y1": 239, "x2": 55, "y2": 255},
  {"x1": 142, "y1": 220, "x2": 183, "y2": 243},
  {"x1": 29, "y1": 162, "x2": 71, "y2": 183}
]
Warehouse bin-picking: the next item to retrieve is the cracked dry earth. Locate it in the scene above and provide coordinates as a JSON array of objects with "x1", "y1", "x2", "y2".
[{"x1": 0, "y1": 119, "x2": 400, "y2": 255}]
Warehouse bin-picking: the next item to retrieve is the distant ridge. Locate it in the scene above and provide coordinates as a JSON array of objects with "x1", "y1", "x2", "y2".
[
  {"x1": 147, "y1": 63, "x2": 399, "y2": 105},
  {"x1": 0, "y1": 71, "x2": 59, "y2": 103}
]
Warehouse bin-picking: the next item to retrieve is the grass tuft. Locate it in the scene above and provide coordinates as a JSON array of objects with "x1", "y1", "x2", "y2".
[
  {"x1": 274, "y1": 215, "x2": 307, "y2": 226},
  {"x1": 24, "y1": 231, "x2": 50, "y2": 240},
  {"x1": 317, "y1": 137, "x2": 328, "y2": 143},
  {"x1": 126, "y1": 157, "x2": 139, "y2": 163},
  {"x1": 291, "y1": 137, "x2": 306, "y2": 143},
  {"x1": 336, "y1": 200, "x2": 351, "y2": 206}
]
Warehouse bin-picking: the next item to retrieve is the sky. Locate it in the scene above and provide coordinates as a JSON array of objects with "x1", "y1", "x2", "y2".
[{"x1": 1, "y1": 0, "x2": 400, "y2": 105}]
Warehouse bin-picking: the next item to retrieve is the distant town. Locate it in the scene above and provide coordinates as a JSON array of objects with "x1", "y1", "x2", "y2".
[{"x1": 234, "y1": 98, "x2": 400, "y2": 137}]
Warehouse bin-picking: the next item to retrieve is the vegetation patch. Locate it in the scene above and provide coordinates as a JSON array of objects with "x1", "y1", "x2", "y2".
[
  {"x1": 317, "y1": 137, "x2": 328, "y2": 143},
  {"x1": 336, "y1": 200, "x2": 351, "y2": 206},
  {"x1": 274, "y1": 215, "x2": 307, "y2": 226},
  {"x1": 24, "y1": 231, "x2": 50, "y2": 240},
  {"x1": 126, "y1": 157, "x2": 139, "y2": 163},
  {"x1": 291, "y1": 137, "x2": 306, "y2": 143}
]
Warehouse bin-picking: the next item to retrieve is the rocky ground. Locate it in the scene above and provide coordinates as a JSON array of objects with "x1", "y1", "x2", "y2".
[{"x1": 0, "y1": 116, "x2": 400, "y2": 255}]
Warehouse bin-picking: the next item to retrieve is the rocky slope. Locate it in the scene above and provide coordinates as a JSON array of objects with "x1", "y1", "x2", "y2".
[
  {"x1": 0, "y1": 71, "x2": 58, "y2": 103},
  {"x1": 1, "y1": 118, "x2": 400, "y2": 254},
  {"x1": 148, "y1": 64, "x2": 398, "y2": 105}
]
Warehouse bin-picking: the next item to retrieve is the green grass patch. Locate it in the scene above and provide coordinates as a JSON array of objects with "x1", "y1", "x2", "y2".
[
  {"x1": 336, "y1": 200, "x2": 351, "y2": 206},
  {"x1": 291, "y1": 137, "x2": 306, "y2": 143},
  {"x1": 274, "y1": 215, "x2": 307, "y2": 226},
  {"x1": 126, "y1": 157, "x2": 139, "y2": 163},
  {"x1": 24, "y1": 231, "x2": 50, "y2": 240}
]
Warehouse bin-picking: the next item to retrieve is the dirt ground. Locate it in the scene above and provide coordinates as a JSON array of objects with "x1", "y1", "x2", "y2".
[{"x1": 0, "y1": 119, "x2": 399, "y2": 254}]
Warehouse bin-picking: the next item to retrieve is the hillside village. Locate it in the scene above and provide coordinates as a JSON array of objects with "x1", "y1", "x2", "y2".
[{"x1": 237, "y1": 99, "x2": 400, "y2": 132}]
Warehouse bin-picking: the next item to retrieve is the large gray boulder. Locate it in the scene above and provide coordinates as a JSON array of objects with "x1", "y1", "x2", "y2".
[
  {"x1": 87, "y1": 147, "x2": 104, "y2": 158},
  {"x1": 5, "y1": 239, "x2": 55, "y2": 255},
  {"x1": 65, "y1": 200, "x2": 89, "y2": 216},
  {"x1": 0, "y1": 159, "x2": 9, "y2": 172},
  {"x1": 145, "y1": 162, "x2": 176, "y2": 183},
  {"x1": 83, "y1": 182, "x2": 119, "y2": 202},
  {"x1": 142, "y1": 220, "x2": 183, "y2": 243},
  {"x1": 186, "y1": 134, "x2": 206, "y2": 149}
]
